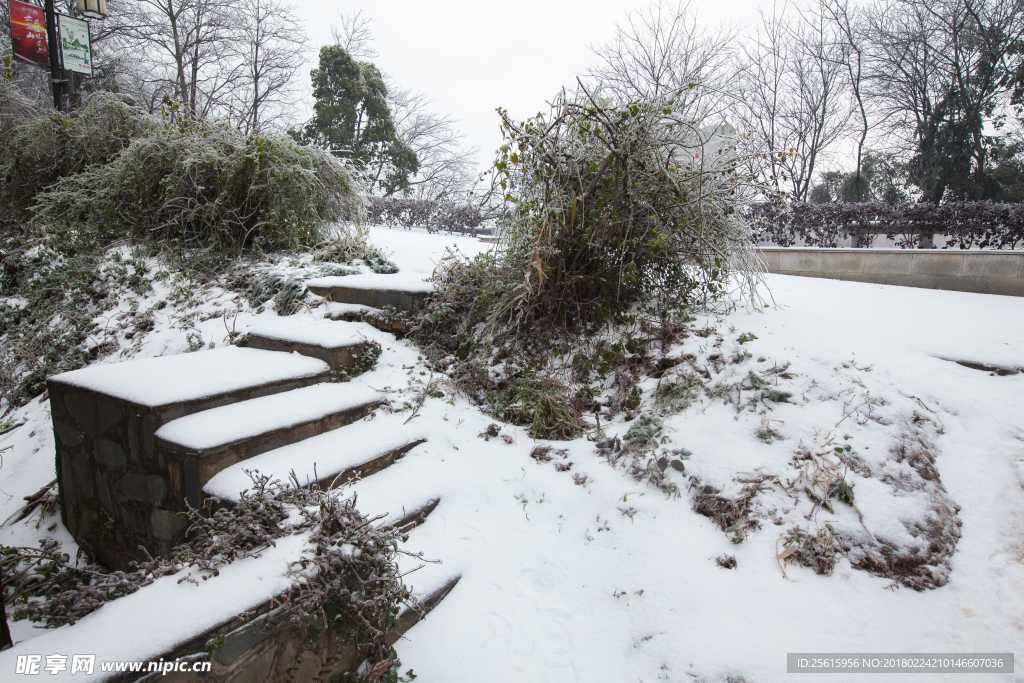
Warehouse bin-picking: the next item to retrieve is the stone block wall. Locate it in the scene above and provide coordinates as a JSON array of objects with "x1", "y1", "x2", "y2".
[
  {"x1": 758, "y1": 248, "x2": 1024, "y2": 297},
  {"x1": 49, "y1": 372, "x2": 328, "y2": 570}
]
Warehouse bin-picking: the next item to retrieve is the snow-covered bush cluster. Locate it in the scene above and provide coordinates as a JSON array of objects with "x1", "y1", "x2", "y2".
[
  {"x1": 412, "y1": 89, "x2": 765, "y2": 440},
  {"x1": 0, "y1": 79, "x2": 371, "y2": 413},
  {"x1": 32, "y1": 118, "x2": 359, "y2": 253},
  {"x1": 0, "y1": 81, "x2": 154, "y2": 228},
  {"x1": 1, "y1": 79, "x2": 360, "y2": 252},
  {"x1": 491, "y1": 90, "x2": 761, "y2": 329}
]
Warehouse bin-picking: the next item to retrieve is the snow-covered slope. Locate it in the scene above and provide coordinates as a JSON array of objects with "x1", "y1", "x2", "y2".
[{"x1": 1, "y1": 228, "x2": 1021, "y2": 683}]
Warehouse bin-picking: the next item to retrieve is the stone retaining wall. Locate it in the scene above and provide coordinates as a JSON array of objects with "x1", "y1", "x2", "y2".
[
  {"x1": 48, "y1": 373, "x2": 328, "y2": 570},
  {"x1": 758, "y1": 248, "x2": 1024, "y2": 297}
]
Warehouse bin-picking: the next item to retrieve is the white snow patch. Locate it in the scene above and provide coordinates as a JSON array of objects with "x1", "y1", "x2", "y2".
[
  {"x1": 246, "y1": 316, "x2": 377, "y2": 348},
  {"x1": 305, "y1": 225, "x2": 490, "y2": 293},
  {"x1": 325, "y1": 302, "x2": 380, "y2": 317},
  {"x1": 50, "y1": 347, "x2": 328, "y2": 408},
  {"x1": 155, "y1": 382, "x2": 383, "y2": 451}
]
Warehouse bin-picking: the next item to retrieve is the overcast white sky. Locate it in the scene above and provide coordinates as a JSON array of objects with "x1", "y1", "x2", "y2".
[{"x1": 288, "y1": 0, "x2": 767, "y2": 169}]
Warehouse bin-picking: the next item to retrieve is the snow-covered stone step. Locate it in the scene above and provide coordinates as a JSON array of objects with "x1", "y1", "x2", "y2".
[
  {"x1": 245, "y1": 316, "x2": 380, "y2": 372},
  {"x1": 121, "y1": 571, "x2": 460, "y2": 683},
  {"x1": 156, "y1": 383, "x2": 385, "y2": 488},
  {"x1": 385, "y1": 497, "x2": 442, "y2": 535},
  {"x1": 324, "y1": 301, "x2": 410, "y2": 333},
  {"x1": 203, "y1": 411, "x2": 427, "y2": 502},
  {"x1": 48, "y1": 347, "x2": 333, "y2": 569},
  {"x1": 325, "y1": 301, "x2": 379, "y2": 320},
  {"x1": 305, "y1": 277, "x2": 430, "y2": 312},
  {"x1": 50, "y1": 346, "x2": 331, "y2": 419}
]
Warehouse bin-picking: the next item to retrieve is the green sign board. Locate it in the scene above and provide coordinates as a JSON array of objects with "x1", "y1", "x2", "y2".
[{"x1": 58, "y1": 14, "x2": 92, "y2": 76}]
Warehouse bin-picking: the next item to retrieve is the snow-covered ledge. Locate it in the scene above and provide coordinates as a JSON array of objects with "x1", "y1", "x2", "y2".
[{"x1": 758, "y1": 247, "x2": 1024, "y2": 297}]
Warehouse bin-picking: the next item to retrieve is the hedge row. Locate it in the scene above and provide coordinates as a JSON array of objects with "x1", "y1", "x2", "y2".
[
  {"x1": 367, "y1": 196, "x2": 482, "y2": 235},
  {"x1": 749, "y1": 201, "x2": 1024, "y2": 249}
]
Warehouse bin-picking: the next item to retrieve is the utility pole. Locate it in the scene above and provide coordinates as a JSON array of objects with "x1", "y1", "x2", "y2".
[{"x1": 44, "y1": 0, "x2": 64, "y2": 112}]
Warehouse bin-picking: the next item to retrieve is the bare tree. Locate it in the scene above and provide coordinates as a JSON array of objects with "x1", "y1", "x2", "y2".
[
  {"x1": 865, "y1": 0, "x2": 958, "y2": 196},
  {"x1": 330, "y1": 9, "x2": 378, "y2": 60},
  {"x1": 585, "y1": 0, "x2": 738, "y2": 121},
  {"x1": 228, "y1": 0, "x2": 307, "y2": 133},
  {"x1": 116, "y1": 0, "x2": 237, "y2": 118},
  {"x1": 733, "y1": 0, "x2": 852, "y2": 201},
  {"x1": 864, "y1": 0, "x2": 1024, "y2": 201},
  {"x1": 1, "y1": 0, "x2": 133, "y2": 106},
  {"x1": 388, "y1": 86, "x2": 479, "y2": 201},
  {"x1": 822, "y1": 0, "x2": 870, "y2": 198}
]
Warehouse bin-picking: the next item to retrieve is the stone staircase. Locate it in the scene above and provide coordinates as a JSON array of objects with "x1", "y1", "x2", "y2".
[
  {"x1": 51, "y1": 311, "x2": 426, "y2": 569},
  {"x1": 48, "y1": 287, "x2": 454, "y2": 680}
]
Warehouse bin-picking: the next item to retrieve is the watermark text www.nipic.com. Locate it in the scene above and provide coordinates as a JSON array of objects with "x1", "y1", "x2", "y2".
[{"x1": 15, "y1": 654, "x2": 213, "y2": 676}]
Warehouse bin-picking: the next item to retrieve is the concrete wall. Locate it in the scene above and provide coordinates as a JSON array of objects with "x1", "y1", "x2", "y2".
[{"x1": 758, "y1": 248, "x2": 1024, "y2": 297}]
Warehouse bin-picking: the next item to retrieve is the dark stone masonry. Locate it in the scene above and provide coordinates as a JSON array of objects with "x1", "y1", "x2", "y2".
[{"x1": 49, "y1": 368, "x2": 329, "y2": 570}]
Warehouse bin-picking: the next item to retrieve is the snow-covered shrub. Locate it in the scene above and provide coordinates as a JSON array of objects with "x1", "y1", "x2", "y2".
[
  {"x1": 0, "y1": 81, "x2": 154, "y2": 226},
  {"x1": 31, "y1": 120, "x2": 361, "y2": 252},
  {"x1": 313, "y1": 224, "x2": 399, "y2": 273},
  {"x1": 413, "y1": 90, "x2": 763, "y2": 439},
  {"x1": 489, "y1": 89, "x2": 762, "y2": 331}
]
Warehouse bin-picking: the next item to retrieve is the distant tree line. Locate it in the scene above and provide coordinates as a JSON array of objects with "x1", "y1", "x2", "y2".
[
  {"x1": 3, "y1": 0, "x2": 1024, "y2": 220},
  {"x1": 584, "y1": 0, "x2": 1024, "y2": 207},
  {"x1": 366, "y1": 197, "x2": 482, "y2": 234}
]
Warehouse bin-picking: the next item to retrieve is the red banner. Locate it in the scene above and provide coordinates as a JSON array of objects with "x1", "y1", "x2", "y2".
[{"x1": 9, "y1": 0, "x2": 50, "y2": 69}]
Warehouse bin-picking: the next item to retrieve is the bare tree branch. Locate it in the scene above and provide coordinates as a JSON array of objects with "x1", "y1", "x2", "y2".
[
  {"x1": 732, "y1": 0, "x2": 852, "y2": 201},
  {"x1": 585, "y1": 0, "x2": 740, "y2": 122},
  {"x1": 331, "y1": 9, "x2": 378, "y2": 60}
]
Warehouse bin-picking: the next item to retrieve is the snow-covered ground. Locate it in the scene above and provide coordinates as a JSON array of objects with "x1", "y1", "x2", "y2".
[{"x1": 0, "y1": 227, "x2": 1022, "y2": 682}]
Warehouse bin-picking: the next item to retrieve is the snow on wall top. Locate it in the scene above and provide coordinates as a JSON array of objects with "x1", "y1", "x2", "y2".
[
  {"x1": 49, "y1": 347, "x2": 328, "y2": 408},
  {"x1": 155, "y1": 382, "x2": 383, "y2": 451},
  {"x1": 246, "y1": 316, "x2": 378, "y2": 349}
]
